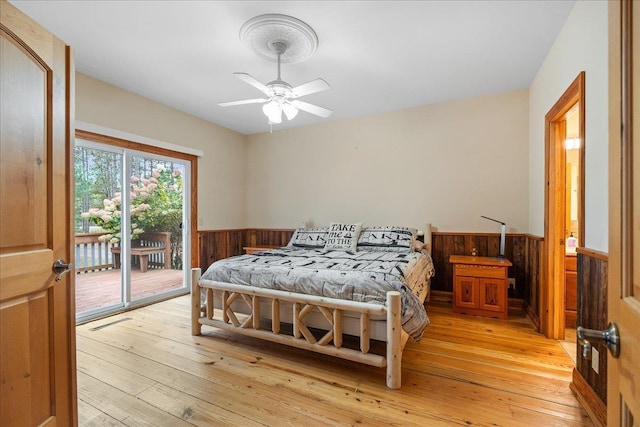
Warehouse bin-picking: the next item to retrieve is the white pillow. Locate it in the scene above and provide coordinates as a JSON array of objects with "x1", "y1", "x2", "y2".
[{"x1": 324, "y1": 222, "x2": 363, "y2": 253}]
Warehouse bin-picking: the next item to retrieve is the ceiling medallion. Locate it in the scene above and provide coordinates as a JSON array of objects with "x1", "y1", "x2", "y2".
[{"x1": 239, "y1": 14, "x2": 318, "y2": 64}]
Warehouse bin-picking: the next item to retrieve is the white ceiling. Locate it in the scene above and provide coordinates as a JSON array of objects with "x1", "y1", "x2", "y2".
[{"x1": 10, "y1": 0, "x2": 576, "y2": 135}]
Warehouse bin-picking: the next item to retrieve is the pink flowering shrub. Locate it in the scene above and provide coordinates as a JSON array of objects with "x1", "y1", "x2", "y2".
[{"x1": 81, "y1": 165, "x2": 183, "y2": 244}]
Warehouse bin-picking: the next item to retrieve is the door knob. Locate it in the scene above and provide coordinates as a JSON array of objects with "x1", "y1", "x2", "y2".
[
  {"x1": 577, "y1": 322, "x2": 620, "y2": 358},
  {"x1": 52, "y1": 259, "x2": 73, "y2": 282}
]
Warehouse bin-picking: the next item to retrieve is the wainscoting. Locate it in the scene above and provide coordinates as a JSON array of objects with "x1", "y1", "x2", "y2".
[
  {"x1": 430, "y1": 232, "x2": 527, "y2": 297},
  {"x1": 198, "y1": 229, "x2": 294, "y2": 271},
  {"x1": 199, "y1": 229, "x2": 541, "y2": 315},
  {"x1": 571, "y1": 248, "x2": 608, "y2": 427},
  {"x1": 525, "y1": 236, "x2": 543, "y2": 329}
]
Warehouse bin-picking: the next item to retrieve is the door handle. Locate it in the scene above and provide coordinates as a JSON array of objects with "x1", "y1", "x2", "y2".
[
  {"x1": 577, "y1": 322, "x2": 620, "y2": 358},
  {"x1": 53, "y1": 259, "x2": 73, "y2": 282}
]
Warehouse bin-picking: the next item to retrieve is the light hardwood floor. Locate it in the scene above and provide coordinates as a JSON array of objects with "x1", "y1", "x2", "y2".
[{"x1": 77, "y1": 296, "x2": 593, "y2": 426}]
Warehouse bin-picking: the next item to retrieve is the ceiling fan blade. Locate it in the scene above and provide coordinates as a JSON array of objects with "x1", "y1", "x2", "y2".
[
  {"x1": 233, "y1": 72, "x2": 271, "y2": 95},
  {"x1": 291, "y1": 78, "x2": 330, "y2": 98},
  {"x1": 291, "y1": 100, "x2": 333, "y2": 118},
  {"x1": 218, "y1": 98, "x2": 269, "y2": 107}
]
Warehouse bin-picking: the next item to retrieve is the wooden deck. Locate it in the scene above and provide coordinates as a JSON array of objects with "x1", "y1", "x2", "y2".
[
  {"x1": 76, "y1": 297, "x2": 592, "y2": 426},
  {"x1": 75, "y1": 269, "x2": 185, "y2": 314}
]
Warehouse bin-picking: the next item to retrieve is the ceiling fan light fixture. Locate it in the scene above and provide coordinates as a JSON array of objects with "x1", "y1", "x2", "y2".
[
  {"x1": 282, "y1": 103, "x2": 298, "y2": 120},
  {"x1": 219, "y1": 13, "x2": 331, "y2": 128},
  {"x1": 263, "y1": 101, "x2": 282, "y2": 124}
]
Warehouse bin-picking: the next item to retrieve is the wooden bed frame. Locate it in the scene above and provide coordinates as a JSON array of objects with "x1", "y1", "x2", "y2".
[{"x1": 190, "y1": 224, "x2": 432, "y2": 389}]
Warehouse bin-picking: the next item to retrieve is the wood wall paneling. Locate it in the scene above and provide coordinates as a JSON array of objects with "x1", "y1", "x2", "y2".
[
  {"x1": 430, "y1": 232, "x2": 527, "y2": 300},
  {"x1": 200, "y1": 230, "x2": 540, "y2": 317},
  {"x1": 198, "y1": 229, "x2": 295, "y2": 271},
  {"x1": 525, "y1": 236, "x2": 543, "y2": 329},
  {"x1": 575, "y1": 250, "x2": 608, "y2": 405},
  {"x1": 198, "y1": 230, "x2": 233, "y2": 271},
  {"x1": 227, "y1": 230, "x2": 245, "y2": 258},
  {"x1": 246, "y1": 229, "x2": 294, "y2": 249}
]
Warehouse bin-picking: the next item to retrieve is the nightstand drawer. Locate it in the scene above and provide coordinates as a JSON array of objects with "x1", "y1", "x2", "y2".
[{"x1": 454, "y1": 264, "x2": 506, "y2": 279}]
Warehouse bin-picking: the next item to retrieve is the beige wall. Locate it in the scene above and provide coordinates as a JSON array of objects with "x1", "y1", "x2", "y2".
[
  {"x1": 528, "y1": 0, "x2": 608, "y2": 251},
  {"x1": 75, "y1": 73, "x2": 247, "y2": 229},
  {"x1": 246, "y1": 89, "x2": 529, "y2": 232}
]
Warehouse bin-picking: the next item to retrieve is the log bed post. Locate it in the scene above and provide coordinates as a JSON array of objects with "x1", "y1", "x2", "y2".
[
  {"x1": 386, "y1": 291, "x2": 402, "y2": 389},
  {"x1": 191, "y1": 268, "x2": 202, "y2": 336}
]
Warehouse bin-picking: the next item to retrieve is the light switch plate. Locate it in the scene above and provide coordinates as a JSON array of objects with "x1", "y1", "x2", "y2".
[{"x1": 591, "y1": 347, "x2": 599, "y2": 374}]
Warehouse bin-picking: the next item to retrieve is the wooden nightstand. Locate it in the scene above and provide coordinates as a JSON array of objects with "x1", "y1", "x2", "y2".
[
  {"x1": 449, "y1": 255, "x2": 512, "y2": 320},
  {"x1": 243, "y1": 246, "x2": 278, "y2": 255}
]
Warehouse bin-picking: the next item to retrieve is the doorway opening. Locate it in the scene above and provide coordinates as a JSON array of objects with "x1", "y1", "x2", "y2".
[{"x1": 542, "y1": 72, "x2": 585, "y2": 342}]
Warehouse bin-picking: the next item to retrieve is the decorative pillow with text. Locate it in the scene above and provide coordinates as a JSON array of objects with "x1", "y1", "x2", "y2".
[
  {"x1": 287, "y1": 227, "x2": 328, "y2": 249},
  {"x1": 356, "y1": 226, "x2": 417, "y2": 252},
  {"x1": 324, "y1": 222, "x2": 363, "y2": 253}
]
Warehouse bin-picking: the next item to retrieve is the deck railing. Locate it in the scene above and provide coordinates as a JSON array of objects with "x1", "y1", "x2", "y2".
[
  {"x1": 75, "y1": 233, "x2": 114, "y2": 273},
  {"x1": 74, "y1": 232, "x2": 173, "y2": 274}
]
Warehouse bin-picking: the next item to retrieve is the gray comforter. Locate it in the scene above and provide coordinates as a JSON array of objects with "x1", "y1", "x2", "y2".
[{"x1": 200, "y1": 247, "x2": 435, "y2": 341}]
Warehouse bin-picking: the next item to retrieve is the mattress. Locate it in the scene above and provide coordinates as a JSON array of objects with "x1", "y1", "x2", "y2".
[{"x1": 200, "y1": 247, "x2": 435, "y2": 341}]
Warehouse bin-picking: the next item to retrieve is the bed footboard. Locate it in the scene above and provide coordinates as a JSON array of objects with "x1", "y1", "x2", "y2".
[{"x1": 190, "y1": 267, "x2": 405, "y2": 389}]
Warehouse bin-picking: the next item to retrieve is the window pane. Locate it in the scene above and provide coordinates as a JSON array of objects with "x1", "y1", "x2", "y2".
[
  {"x1": 129, "y1": 155, "x2": 185, "y2": 300},
  {"x1": 74, "y1": 145, "x2": 123, "y2": 314}
]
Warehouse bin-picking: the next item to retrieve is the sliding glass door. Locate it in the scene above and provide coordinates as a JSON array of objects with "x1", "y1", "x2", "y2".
[
  {"x1": 74, "y1": 139, "x2": 190, "y2": 322},
  {"x1": 74, "y1": 144, "x2": 124, "y2": 314},
  {"x1": 128, "y1": 154, "x2": 186, "y2": 302}
]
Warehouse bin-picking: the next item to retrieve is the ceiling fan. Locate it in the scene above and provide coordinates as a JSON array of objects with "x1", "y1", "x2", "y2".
[{"x1": 219, "y1": 40, "x2": 332, "y2": 125}]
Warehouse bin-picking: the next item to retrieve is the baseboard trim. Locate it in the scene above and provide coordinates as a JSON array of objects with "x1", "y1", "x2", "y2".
[
  {"x1": 429, "y1": 290, "x2": 453, "y2": 306},
  {"x1": 570, "y1": 368, "x2": 606, "y2": 427},
  {"x1": 524, "y1": 301, "x2": 540, "y2": 332}
]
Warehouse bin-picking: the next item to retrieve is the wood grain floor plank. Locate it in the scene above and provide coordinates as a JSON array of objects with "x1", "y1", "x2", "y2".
[
  {"x1": 77, "y1": 336, "x2": 306, "y2": 426},
  {"x1": 77, "y1": 351, "x2": 157, "y2": 396},
  {"x1": 77, "y1": 398, "x2": 126, "y2": 427},
  {"x1": 77, "y1": 327, "x2": 441, "y2": 426},
  {"x1": 76, "y1": 296, "x2": 593, "y2": 426},
  {"x1": 134, "y1": 383, "x2": 267, "y2": 427},
  {"x1": 77, "y1": 371, "x2": 193, "y2": 427}
]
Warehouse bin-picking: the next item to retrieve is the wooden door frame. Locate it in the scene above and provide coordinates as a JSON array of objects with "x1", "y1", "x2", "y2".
[{"x1": 542, "y1": 72, "x2": 586, "y2": 339}]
